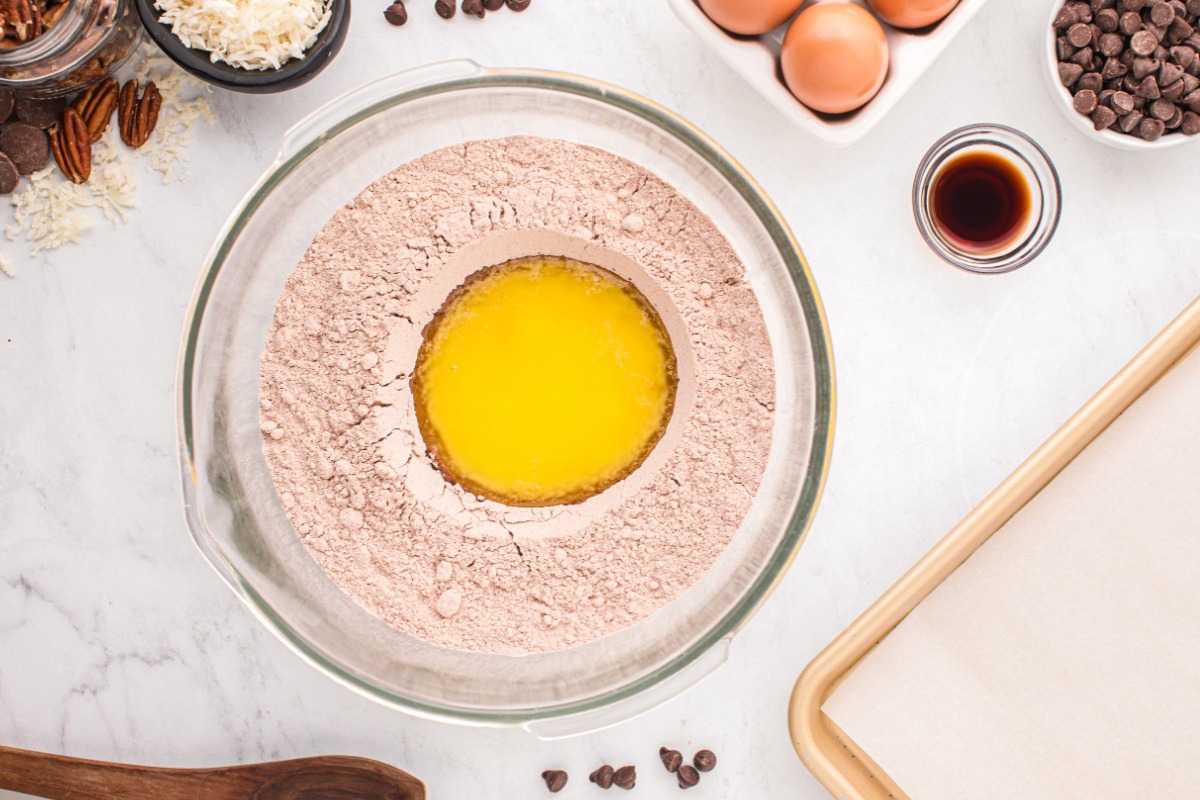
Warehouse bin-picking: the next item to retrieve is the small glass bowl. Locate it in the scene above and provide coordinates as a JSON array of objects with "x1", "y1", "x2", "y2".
[{"x1": 913, "y1": 124, "x2": 1062, "y2": 275}]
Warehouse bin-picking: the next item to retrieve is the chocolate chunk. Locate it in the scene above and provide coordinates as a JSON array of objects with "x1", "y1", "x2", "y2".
[
  {"x1": 1150, "y1": 1, "x2": 1176, "y2": 24},
  {"x1": 462, "y1": 0, "x2": 484, "y2": 16},
  {"x1": 1074, "y1": 87, "x2": 1100, "y2": 111},
  {"x1": 693, "y1": 750, "x2": 717, "y2": 772},
  {"x1": 1120, "y1": 10, "x2": 1144, "y2": 32},
  {"x1": 1139, "y1": 115, "x2": 1167, "y2": 137},
  {"x1": 0, "y1": 123, "x2": 49, "y2": 174},
  {"x1": 1080, "y1": 71, "x2": 1105, "y2": 90},
  {"x1": 1093, "y1": 104, "x2": 1120, "y2": 127},
  {"x1": 590, "y1": 765, "x2": 615, "y2": 789},
  {"x1": 1098, "y1": 31, "x2": 1125, "y2": 53},
  {"x1": 0, "y1": 89, "x2": 12, "y2": 124},
  {"x1": 435, "y1": 0, "x2": 455, "y2": 17},
  {"x1": 0, "y1": 152, "x2": 18, "y2": 194},
  {"x1": 1103, "y1": 56, "x2": 1129, "y2": 77},
  {"x1": 659, "y1": 748, "x2": 683, "y2": 773},
  {"x1": 1060, "y1": 62, "x2": 1086, "y2": 85},
  {"x1": 14, "y1": 94, "x2": 67, "y2": 130},
  {"x1": 383, "y1": 1, "x2": 407, "y2": 24},
  {"x1": 1120, "y1": 108, "x2": 1145, "y2": 129},
  {"x1": 1137, "y1": 74, "x2": 1163, "y2": 95},
  {"x1": 1182, "y1": 109, "x2": 1200, "y2": 132},
  {"x1": 1112, "y1": 88, "x2": 1137, "y2": 110},
  {"x1": 612, "y1": 766, "x2": 636, "y2": 790},
  {"x1": 1132, "y1": 29, "x2": 1160, "y2": 52},
  {"x1": 1163, "y1": 77, "x2": 1186, "y2": 98},
  {"x1": 483, "y1": 0, "x2": 503, "y2": 8},
  {"x1": 1150, "y1": 97, "x2": 1177, "y2": 116},
  {"x1": 505, "y1": 0, "x2": 530, "y2": 9},
  {"x1": 1096, "y1": 6, "x2": 1121, "y2": 28},
  {"x1": 541, "y1": 770, "x2": 568, "y2": 793},
  {"x1": 677, "y1": 765, "x2": 700, "y2": 790}
]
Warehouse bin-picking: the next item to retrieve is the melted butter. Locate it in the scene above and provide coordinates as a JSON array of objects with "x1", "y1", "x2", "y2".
[{"x1": 412, "y1": 256, "x2": 678, "y2": 507}]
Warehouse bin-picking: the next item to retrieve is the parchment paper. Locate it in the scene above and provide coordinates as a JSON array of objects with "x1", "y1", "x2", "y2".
[{"x1": 822, "y1": 346, "x2": 1200, "y2": 800}]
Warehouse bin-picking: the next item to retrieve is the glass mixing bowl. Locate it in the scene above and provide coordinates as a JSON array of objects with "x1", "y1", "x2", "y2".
[{"x1": 177, "y1": 61, "x2": 834, "y2": 734}]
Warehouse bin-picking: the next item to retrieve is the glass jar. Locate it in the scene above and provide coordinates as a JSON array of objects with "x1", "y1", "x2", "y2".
[{"x1": 0, "y1": 0, "x2": 141, "y2": 98}]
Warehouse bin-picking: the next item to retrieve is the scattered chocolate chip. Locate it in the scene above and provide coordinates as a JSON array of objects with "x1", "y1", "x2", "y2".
[
  {"x1": 462, "y1": 0, "x2": 484, "y2": 16},
  {"x1": 541, "y1": 770, "x2": 568, "y2": 793},
  {"x1": 0, "y1": 123, "x2": 49, "y2": 174},
  {"x1": 693, "y1": 750, "x2": 717, "y2": 772},
  {"x1": 1139, "y1": 114, "x2": 1167, "y2": 137},
  {"x1": 435, "y1": 0, "x2": 455, "y2": 17},
  {"x1": 483, "y1": 0, "x2": 503, "y2": 8},
  {"x1": 383, "y1": 0, "x2": 407, "y2": 24},
  {"x1": 14, "y1": 94, "x2": 67, "y2": 130},
  {"x1": 612, "y1": 765, "x2": 636, "y2": 790},
  {"x1": 0, "y1": 152, "x2": 19, "y2": 194},
  {"x1": 1183, "y1": 109, "x2": 1200, "y2": 132},
  {"x1": 1074, "y1": 87, "x2": 1100, "y2": 111},
  {"x1": 659, "y1": 748, "x2": 683, "y2": 773},
  {"x1": 677, "y1": 765, "x2": 700, "y2": 790},
  {"x1": 1093, "y1": 104, "x2": 1120, "y2": 127},
  {"x1": 1131, "y1": 28, "x2": 1160, "y2": 52},
  {"x1": 505, "y1": 0, "x2": 531, "y2": 10},
  {"x1": 590, "y1": 765, "x2": 615, "y2": 789}
]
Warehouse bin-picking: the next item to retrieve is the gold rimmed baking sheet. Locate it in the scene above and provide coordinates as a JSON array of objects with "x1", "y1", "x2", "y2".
[{"x1": 789, "y1": 296, "x2": 1200, "y2": 800}]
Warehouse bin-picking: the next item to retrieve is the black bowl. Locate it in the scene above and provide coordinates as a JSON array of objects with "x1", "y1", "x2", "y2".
[{"x1": 134, "y1": 0, "x2": 350, "y2": 93}]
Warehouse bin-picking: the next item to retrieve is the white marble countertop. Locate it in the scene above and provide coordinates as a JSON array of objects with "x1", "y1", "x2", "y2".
[{"x1": 3, "y1": 0, "x2": 1199, "y2": 797}]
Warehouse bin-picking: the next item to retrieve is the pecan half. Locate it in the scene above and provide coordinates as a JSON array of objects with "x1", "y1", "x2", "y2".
[
  {"x1": 3, "y1": 0, "x2": 42, "y2": 42},
  {"x1": 48, "y1": 107, "x2": 90, "y2": 184},
  {"x1": 73, "y1": 77, "x2": 118, "y2": 143},
  {"x1": 41, "y1": 0, "x2": 64, "y2": 27},
  {"x1": 117, "y1": 80, "x2": 161, "y2": 148}
]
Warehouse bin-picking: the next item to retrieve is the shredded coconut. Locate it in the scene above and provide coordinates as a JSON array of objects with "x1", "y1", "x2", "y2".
[
  {"x1": 0, "y1": 252, "x2": 14, "y2": 277},
  {"x1": 154, "y1": 0, "x2": 332, "y2": 71}
]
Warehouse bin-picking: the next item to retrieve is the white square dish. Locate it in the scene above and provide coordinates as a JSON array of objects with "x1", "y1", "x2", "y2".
[{"x1": 667, "y1": 0, "x2": 993, "y2": 147}]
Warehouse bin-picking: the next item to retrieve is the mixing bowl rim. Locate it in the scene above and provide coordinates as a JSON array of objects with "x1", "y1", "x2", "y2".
[{"x1": 176, "y1": 64, "x2": 836, "y2": 725}]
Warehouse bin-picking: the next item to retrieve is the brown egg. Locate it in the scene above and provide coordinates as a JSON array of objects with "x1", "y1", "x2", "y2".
[
  {"x1": 781, "y1": 3, "x2": 889, "y2": 115},
  {"x1": 867, "y1": 0, "x2": 958, "y2": 29},
  {"x1": 698, "y1": 0, "x2": 804, "y2": 36}
]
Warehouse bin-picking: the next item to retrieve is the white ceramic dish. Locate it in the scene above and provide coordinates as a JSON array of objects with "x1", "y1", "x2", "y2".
[
  {"x1": 1042, "y1": 0, "x2": 1195, "y2": 150},
  {"x1": 667, "y1": 0, "x2": 992, "y2": 148}
]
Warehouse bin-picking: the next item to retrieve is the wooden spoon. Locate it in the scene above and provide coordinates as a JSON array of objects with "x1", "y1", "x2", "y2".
[{"x1": 0, "y1": 745, "x2": 426, "y2": 799}]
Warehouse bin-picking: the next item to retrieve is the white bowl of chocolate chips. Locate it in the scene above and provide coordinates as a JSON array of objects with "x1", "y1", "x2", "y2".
[{"x1": 1047, "y1": 0, "x2": 1200, "y2": 149}]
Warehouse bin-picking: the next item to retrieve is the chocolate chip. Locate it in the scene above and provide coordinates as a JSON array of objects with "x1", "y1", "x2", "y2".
[
  {"x1": 1074, "y1": 87, "x2": 1100, "y2": 111},
  {"x1": 1096, "y1": 6, "x2": 1121, "y2": 28},
  {"x1": 1165, "y1": 104, "x2": 1185, "y2": 125},
  {"x1": 1119, "y1": 0, "x2": 1146, "y2": 10},
  {"x1": 1185, "y1": 87, "x2": 1200, "y2": 108},
  {"x1": 659, "y1": 747, "x2": 683, "y2": 773},
  {"x1": 1059, "y1": 36, "x2": 1077, "y2": 59},
  {"x1": 462, "y1": 0, "x2": 484, "y2": 15},
  {"x1": 483, "y1": 0, "x2": 503, "y2": 8},
  {"x1": 1184, "y1": 72, "x2": 1200, "y2": 92},
  {"x1": 0, "y1": 152, "x2": 18, "y2": 194},
  {"x1": 1160, "y1": 60, "x2": 1185, "y2": 84},
  {"x1": 505, "y1": 0, "x2": 530, "y2": 9},
  {"x1": 1093, "y1": 0, "x2": 1117, "y2": 9},
  {"x1": 1060, "y1": 62, "x2": 1086, "y2": 85},
  {"x1": 1080, "y1": 71, "x2": 1105, "y2": 90},
  {"x1": 612, "y1": 765, "x2": 636, "y2": 790},
  {"x1": 1139, "y1": 115, "x2": 1167, "y2": 137},
  {"x1": 1102, "y1": 56, "x2": 1128, "y2": 77},
  {"x1": 1120, "y1": 10, "x2": 1144, "y2": 32},
  {"x1": 1112, "y1": 88, "x2": 1137, "y2": 110},
  {"x1": 1150, "y1": 1, "x2": 1176, "y2": 24},
  {"x1": 1070, "y1": 0, "x2": 1094, "y2": 20},
  {"x1": 1098, "y1": 31, "x2": 1125, "y2": 53},
  {"x1": 590, "y1": 765, "x2": 615, "y2": 789},
  {"x1": 1093, "y1": 104, "x2": 1120, "y2": 127},
  {"x1": 383, "y1": 1, "x2": 407, "y2": 24},
  {"x1": 677, "y1": 765, "x2": 700, "y2": 790},
  {"x1": 1137, "y1": 74, "x2": 1163, "y2": 95},
  {"x1": 1171, "y1": 45, "x2": 1196, "y2": 66},
  {"x1": 435, "y1": 0, "x2": 455, "y2": 17},
  {"x1": 1068, "y1": 21, "x2": 1095, "y2": 44},
  {"x1": 1144, "y1": 22, "x2": 1167, "y2": 42},
  {"x1": 693, "y1": 750, "x2": 717, "y2": 772},
  {"x1": 1132, "y1": 29, "x2": 1160, "y2": 52},
  {"x1": 541, "y1": 770, "x2": 568, "y2": 793},
  {"x1": 0, "y1": 89, "x2": 12, "y2": 124},
  {"x1": 0, "y1": 123, "x2": 49, "y2": 174},
  {"x1": 1055, "y1": 5, "x2": 1079, "y2": 26},
  {"x1": 1169, "y1": 16, "x2": 1194, "y2": 40},
  {"x1": 1188, "y1": 0, "x2": 1200, "y2": 13},
  {"x1": 1071, "y1": 46, "x2": 1098, "y2": 68},
  {"x1": 1163, "y1": 77, "x2": 1186, "y2": 98},
  {"x1": 1183, "y1": 109, "x2": 1200, "y2": 132},
  {"x1": 1120, "y1": 108, "x2": 1145, "y2": 128},
  {"x1": 1132, "y1": 56, "x2": 1160, "y2": 78},
  {"x1": 14, "y1": 95, "x2": 67, "y2": 130}
]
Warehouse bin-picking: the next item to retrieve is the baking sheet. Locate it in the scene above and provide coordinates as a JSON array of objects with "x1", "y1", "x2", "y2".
[{"x1": 822, "y1": 344, "x2": 1200, "y2": 800}]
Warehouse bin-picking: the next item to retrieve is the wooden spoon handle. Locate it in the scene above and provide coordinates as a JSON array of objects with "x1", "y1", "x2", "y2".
[{"x1": 0, "y1": 746, "x2": 426, "y2": 800}]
